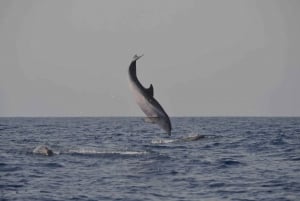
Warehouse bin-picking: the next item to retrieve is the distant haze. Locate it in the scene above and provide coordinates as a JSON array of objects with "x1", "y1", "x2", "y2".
[{"x1": 1, "y1": 0, "x2": 299, "y2": 116}]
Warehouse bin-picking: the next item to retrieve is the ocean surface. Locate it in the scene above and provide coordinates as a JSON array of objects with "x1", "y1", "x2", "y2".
[{"x1": 0, "y1": 117, "x2": 299, "y2": 201}]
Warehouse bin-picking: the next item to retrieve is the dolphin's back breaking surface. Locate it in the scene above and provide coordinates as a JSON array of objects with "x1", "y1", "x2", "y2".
[
  {"x1": 128, "y1": 55, "x2": 172, "y2": 135},
  {"x1": 33, "y1": 145, "x2": 53, "y2": 156}
]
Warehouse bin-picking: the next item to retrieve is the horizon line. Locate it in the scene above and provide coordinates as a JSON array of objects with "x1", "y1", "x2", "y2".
[{"x1": 0, "y1": 115, "x2": 299, "y2": 118}]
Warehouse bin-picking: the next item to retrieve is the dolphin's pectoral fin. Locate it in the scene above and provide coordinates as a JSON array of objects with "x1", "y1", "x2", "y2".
[{"x1": 146, "y1": 84, "x2": 154, "y2": 97}]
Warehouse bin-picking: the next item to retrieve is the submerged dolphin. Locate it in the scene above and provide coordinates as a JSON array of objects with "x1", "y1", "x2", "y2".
[{"x1": 128, "y1": 55, "x2": 172, "y2": 135}]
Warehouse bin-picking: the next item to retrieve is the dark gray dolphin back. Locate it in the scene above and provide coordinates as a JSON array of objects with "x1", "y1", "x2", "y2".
[{"x1": 128, "y1": 55, "x2": 172, "y2": 135}]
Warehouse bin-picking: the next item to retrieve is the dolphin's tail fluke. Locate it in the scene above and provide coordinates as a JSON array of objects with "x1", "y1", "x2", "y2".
[{"x1": 132, "y1": 54, "x2": 144, "y2": 62}]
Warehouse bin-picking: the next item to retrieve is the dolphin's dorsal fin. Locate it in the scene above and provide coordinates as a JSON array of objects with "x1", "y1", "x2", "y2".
[{"x1": 146, "y1": 84, "x2": 154, "y2": 96}]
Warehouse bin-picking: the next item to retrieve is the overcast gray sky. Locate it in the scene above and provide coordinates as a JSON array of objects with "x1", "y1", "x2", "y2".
[{"x1": 0, "y1": 0, "x2": 299, "y2": 117}]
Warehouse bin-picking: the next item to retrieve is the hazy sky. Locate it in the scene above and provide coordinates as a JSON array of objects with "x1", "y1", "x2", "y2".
[{"x1": 0, "y1": 0, "x2": 299, "y2": 116}]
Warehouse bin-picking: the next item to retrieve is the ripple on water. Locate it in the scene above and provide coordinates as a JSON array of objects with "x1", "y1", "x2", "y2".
[
  {"x1": 0, "y1": 163, "x2": 22, "y2": 172},
  {"x1": 217, "y1": 158, "x2": 245, "y2": 168}
]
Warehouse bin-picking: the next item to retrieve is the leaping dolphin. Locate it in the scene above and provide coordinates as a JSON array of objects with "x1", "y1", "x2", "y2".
[{"x1": 128, "y1": 55, "x2": 172, "y2": 135}]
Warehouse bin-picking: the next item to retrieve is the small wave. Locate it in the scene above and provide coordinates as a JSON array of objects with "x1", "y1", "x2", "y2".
[
  {"x1": 222, "y1": 160, "x2": 241, "y2": 166},
  {"x1": 209, "y1": 182, "x2": 225, "y2": 188},
  {"x1": 0, "y1": 184, "x2": 24, "y2": 189},
  {"x1": 290, "y1": 157, "x2": 300, "y2": 161},
  {"x1": 218, "y1": 158, "x2": 244, "y2": 168},
  {"x1": 67, "y1": 148, "x2": 148, "y2": 156},
  {"x1": 0, "y1": 165, "x2": 22, "y2": 172},
  {"x1": 39, "y1": 162, "x2": 64, "y2": 168}
]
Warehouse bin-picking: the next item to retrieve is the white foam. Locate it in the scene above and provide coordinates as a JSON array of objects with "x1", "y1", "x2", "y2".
[
  {"x1": 67, "y1": 148, "x2": 148, "y2": 155},
  {"x1": 151, "y1": 139, "x2": 176, "y2": 144},
  {"x1": 151, "y1": 134, "x2": 204, "y2": 144}
]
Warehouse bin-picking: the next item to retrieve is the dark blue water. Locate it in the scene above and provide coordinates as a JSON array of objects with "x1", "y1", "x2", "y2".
[{"x1": 0, "y1": 117, "x2": 299, "y2": 201}]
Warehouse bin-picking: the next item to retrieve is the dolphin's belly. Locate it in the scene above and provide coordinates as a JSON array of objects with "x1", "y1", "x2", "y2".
[{"x1": 129, "y1": 82, "x2": 162, "y2": 117}]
